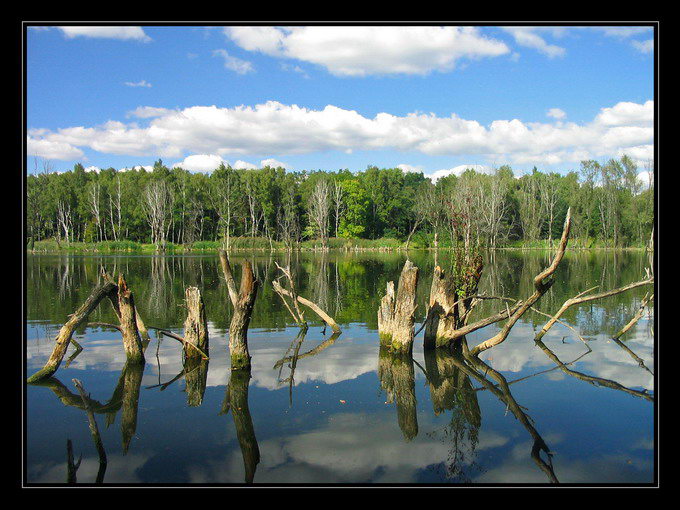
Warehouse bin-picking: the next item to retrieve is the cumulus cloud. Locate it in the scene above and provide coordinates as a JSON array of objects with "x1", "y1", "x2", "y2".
[
  {"x1": 547, "y1": 108, "x2": 566, "y2": 120},
  {"x1": 233, "y1": 160, "x2": 258, "y2": 170},
  {"x1": 212, "y1": 49, "x2": 254, "y2": 74},
  {"x1": 27, "y1": 136, "x2": 84, "y2": 160},
  {"x1": 502, "y1": 27, "x2": 566, "y2": 58},
  {"x1": 27, "y1": 99, "x2": 653, "y2": 167},
  {"x1": 225, "y1": 26, "x2": 510, "y2": 76},
  {"x1": 126, "y1": 106, "x2": 173, "y2": 118},
  {"x1": 171, "y1": 154, "x2": 228, "y2": 172},
  {"x1": 58, "y1": 26, "x2": 151, "y2": 42},
  {"x1": 124, "y1": 80, "x2": 152, "y2": 88},
  {"x1": 261, "y1": 158, "x2": 290, "y2": 169}
]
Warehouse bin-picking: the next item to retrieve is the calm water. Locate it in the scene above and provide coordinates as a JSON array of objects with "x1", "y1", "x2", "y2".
[{"x1": 25, "y1": 250, "x2": 655, "y2": 484}]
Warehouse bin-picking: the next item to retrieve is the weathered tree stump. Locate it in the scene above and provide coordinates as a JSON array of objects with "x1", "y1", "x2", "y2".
[
  {"x1": 378, "y1": 260, "x2": 419, "y2": 354},
  {"x1": 117, "y1": 275, "x2": 145, "y2": 363},
  {"x1": 183, "y1": 286, "x2": 209, "y2": 361},
  {"x1": 27, "y1": 280, "x2": 117, "y2": 382},
  {"x1": 424, "y1": 256, "x2": 483, "y2": 349},
  {"x1": 378, "y1": 346, "x2": 418, "y2": 441},
  {"x1": 219, "y1": 250, "x2": 259, "y2": 370}
]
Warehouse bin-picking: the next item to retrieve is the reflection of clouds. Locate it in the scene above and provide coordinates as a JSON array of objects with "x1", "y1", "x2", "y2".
[
  {"x1": 474, "y1": 317, "x2": 654, "y2": 391},
  {"x1": 187, "y1": 412, "x2": 511, "y2": 483},
  {"x1": 29, "y1": 453, "x2": 148, "y2": 483},
  {"x1": 476, "y1": 450, "x2": 652, "y2": 483}
]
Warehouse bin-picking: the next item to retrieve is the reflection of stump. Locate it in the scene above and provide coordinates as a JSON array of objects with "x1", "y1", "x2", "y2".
[
  {"x1": 185, "y1": 358, "x2": 209, "y2": 407},
  {"x1": 225, "y1": 369, "x2": 260, "y2": 483},
  {"x1": 378, "y1": 261, "x2": 419, "y2": 354},
  {"x1": 378, "y1": 347, "x2": 418, "y2": 441},
  {"x1": 424, "y1": 347, "x2": 481, "y2": 428},
  {"x1": 120, "y1": 361, "x2": 144, "y2": 454}
]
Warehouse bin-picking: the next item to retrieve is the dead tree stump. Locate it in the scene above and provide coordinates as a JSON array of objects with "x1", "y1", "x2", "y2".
[
  {"x1": 424, "y1": 255, "x2": 483, "y2": 349},
  {"x1": 117, "y1": 275, "x2": 145, "y2": 363},
  {"x1": 378, "y1": 260, "x2": 419, "y2": 354},
  {"x1": 219, "y1": 250, "x2": 260, "y2": 370},
  {"x1": 183, "y1": 286, "x2": 209, "y2": 361}
]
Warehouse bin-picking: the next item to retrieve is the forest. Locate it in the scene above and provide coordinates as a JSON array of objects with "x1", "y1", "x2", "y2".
[{"x1": 26, "y1": 155, "x2": 654, "y2": 251}]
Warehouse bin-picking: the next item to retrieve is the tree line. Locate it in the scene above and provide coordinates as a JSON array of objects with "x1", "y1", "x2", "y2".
[{"x1": 26, "y1": 155, "x2": 654, "y2": 250}]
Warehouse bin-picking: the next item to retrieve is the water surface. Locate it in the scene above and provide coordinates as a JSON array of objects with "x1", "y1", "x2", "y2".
[{"x1": 26, "y1": 251, "x2": 655, "y2": 484}]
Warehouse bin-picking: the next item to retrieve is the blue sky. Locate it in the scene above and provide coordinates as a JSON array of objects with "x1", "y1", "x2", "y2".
[{"x1": 26, "y1": 25, "x2": 654, "y2": 179}]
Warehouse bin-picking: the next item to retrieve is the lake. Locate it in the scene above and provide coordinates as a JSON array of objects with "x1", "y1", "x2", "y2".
[{"x1": 25, "y1": 250, "x2": 655, "y2": 485}]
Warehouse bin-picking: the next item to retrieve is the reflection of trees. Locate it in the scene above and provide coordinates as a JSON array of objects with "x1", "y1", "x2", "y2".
[
  {"x1": 311, "y1": 252, "x2": 331, "y2": 323},
  {"x1": 423, "y1": 347, "x2": 481, "y2": 482},
  {"x1": 378, "y1": 347, "x2": 418, "y2": 441},
  {"x1": 220, "y1": 369, "x2": 260, "y2": 484}
]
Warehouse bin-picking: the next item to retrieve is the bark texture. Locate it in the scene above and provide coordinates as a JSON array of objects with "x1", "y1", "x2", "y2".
[
  {"x1": 219, "y1": 250, "x2": 259, "y2": 370},
  {"x1": 183, "y1": 286, "x2": 209, "y2": 360},
  {"x1": 378, "y1": 260, "x2": 419, "y2": 353},
  {"x1": 117, "y1": 275, "x2": 145, "y2": 363}
]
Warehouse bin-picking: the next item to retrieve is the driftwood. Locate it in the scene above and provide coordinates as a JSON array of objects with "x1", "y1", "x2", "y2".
[
  {"x1": 613, "y1": 293, "x2": 653, "y2": 341},
  {"x1": 424, "y1": 255, "x2": 483, "y2": 349},
  {"x1": 378, "y1": 260, "x2": 419, "y2": 353},
  {"x1": 535, "y1": 277, "x2": 654, "y2": 341},
  {"x1": 273, "y1": 262, "x2": 341, "y2": 333},
  {"x1": 219, "y1": 250, "x2": 260, "y2": 369},
  {"x1": 221, "y1": 369, "x2": 260, "y2": 484},
  {"x1": 273, "y1": 330, "x2": 342, "y2": 369},
  {"x1": 469, "y1": 208, "x2": 572, "y2": 357},
  {"x1": 147, "y1": 327, "x2": 210, "y2": 360},
  {"x1": 183, "y1": 286, "x2": 209, "y2": 361},
  {"x1": 378, "y1": 347, "x2": 418, "y2": 441},
  {"x1": 27, "y1": 280, "x2": 117, "y2": 382},
  {"x1": 73, "y1": 378, "x2": 107, "y2": 483}
]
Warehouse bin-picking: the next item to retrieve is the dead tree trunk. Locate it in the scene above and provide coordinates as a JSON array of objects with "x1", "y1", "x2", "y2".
[
  {"x1": 424, "y1": 256, "x2": 483, "y2": 349},
  {"x1": 183, "y1": 286, "x2": 209, "y2": 361},
  {"x1": 219, "y1": 250, "x2": 259, "y2": 370},
  {"x1": 378, "y1": 260, "x2": 419, "y2": 354},
  {"x1": 27, "y1": 280, "x2": 117, "y2": 382},
  {"x1": 117, "y1": 275, "x2": 145, "y2": 363},
  {"x1": 469, "y1": 208, "x2": 572, "y2": 357}
]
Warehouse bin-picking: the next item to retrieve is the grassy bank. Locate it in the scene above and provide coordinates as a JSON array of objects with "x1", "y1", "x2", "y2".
[{"x1": 28, "y1": 236, "x2": 648, "y2": 254}]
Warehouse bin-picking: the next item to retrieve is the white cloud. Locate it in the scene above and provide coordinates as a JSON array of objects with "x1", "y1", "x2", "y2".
[
  {"x1": 261, "y1": 158, "x2": 290, "y2": 169},
  {"x1": 502, "y1": 27, "x2": 566, "y2": 58},
  {"x1": 27, "y1": 99, "x2": 653, "y2": 168},
  {"x1": 84, "y1": 165, "x2": 100, "y2": 173},
  {"x1": 58, "y1": 26, "x2": 151, "y2": 42},
  {"x1": 124, "y1": 80, "x2": 152, "y2": 88},
  {"x1": 233, "y1": 160, "x2": 258, "y2": 170},
  {"x1": 631, "y1": 39, "x2": 654, "y2": 54},
  {"x1": 595, "y1": 27, "x2": 651, "y2": 38},
  {"x1": 127, "y1": 106, "x2": 173, "y2": 118},
  {"x1": 547, "y1": 108, "x2": 566, "y2": 120},
  {"x1": 172, "y1": 154, "x2": 228, "y2": 172},
  {"x1": 225, "y1": 26, "x2": 510, "y2": 76},
  {"x1": 213, "y1": 49, "x2": 254, "y2": 74},
  {"x1": 27, "y1": 136, "x2": 84, "y2": 160},
  {"x1": 397, "y1": 164, "x2": 425, "y2": 174}
]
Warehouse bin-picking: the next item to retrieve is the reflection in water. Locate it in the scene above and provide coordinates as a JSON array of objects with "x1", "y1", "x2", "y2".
[
  {"x1": 26, "y1": 251, "x2": 654, "y2": 484},
  {"x1": 184, "y1": 358, "x2": 209, "y2": 407},
  {"x1": 221, "y1": 369, "x2": 260, "y2": 484},
  {"x1": 378, "y1": 347, "x2": 418, "y2": 441},
  {"x1": 423, "y1": 347, "x2": 481, "y2": 482}
]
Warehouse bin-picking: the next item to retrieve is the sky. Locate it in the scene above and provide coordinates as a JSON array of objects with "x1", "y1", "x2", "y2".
[{"x1": 25, "y1": 25, "x2": 654, "y2": 180}]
